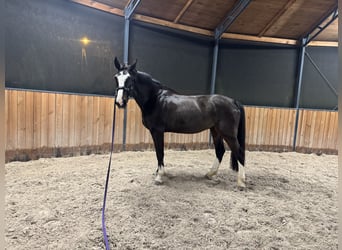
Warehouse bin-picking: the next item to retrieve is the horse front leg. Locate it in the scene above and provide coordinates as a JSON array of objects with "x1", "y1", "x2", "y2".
[{"x1": 150, "y1": 130, "x2": 165, "y2": 184}]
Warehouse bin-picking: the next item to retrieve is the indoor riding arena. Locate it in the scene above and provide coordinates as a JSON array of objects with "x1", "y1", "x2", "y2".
[{"x1": 4, "y1": 0, "x2": 338, "y2": 249}]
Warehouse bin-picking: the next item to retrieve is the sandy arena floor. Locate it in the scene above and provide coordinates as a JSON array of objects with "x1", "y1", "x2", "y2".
[{"x1": 5, "y1": 149, "x2": 338, "y2": 249}]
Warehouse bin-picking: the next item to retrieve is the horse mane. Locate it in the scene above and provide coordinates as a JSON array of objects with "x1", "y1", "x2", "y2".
[{"x1": 137, "y1": 71, "x2": 178, "y2": 94}]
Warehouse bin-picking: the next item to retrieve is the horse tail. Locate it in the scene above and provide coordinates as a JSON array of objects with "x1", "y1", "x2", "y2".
[{"x1": 230, "y1": 101, "x2": 245, "y2": 171}]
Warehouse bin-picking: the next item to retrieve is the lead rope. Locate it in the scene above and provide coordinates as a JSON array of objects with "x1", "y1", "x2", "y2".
[{"x1": 102, "y1": 99, "x2": 117, "y2": 250}]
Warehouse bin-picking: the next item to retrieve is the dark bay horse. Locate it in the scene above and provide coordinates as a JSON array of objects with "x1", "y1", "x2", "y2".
[{"x1": 113, "y1": 57, "x2": 246, "y2": 188}]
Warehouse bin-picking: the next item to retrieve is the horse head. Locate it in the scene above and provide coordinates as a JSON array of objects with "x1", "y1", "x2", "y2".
[{"x1": 113, "y1": 57, "x2": 137, "y2": 108}]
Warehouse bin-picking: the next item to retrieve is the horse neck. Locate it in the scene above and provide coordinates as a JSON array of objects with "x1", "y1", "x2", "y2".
[{"x1": 132, "y1": 72, "x2": 160, "y2": 111}]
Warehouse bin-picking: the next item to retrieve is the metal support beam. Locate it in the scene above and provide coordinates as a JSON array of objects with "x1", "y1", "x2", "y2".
[
  {"x1": 305, "y1": 51, "x2": 338, "y2": 97},
  {"x1": 209, "y1": 0, "x2": 250, "y2": 144},
  {"x1": 122, "y1": 0, "x2": 141, "y2": 150},
  {"x1": 214, "y1": 0, "x2": 251, "y2": 40},
  {"x1": 208, "y1": 39, "x2": 219, "y2": 145},
  {"x1": 121, "y1": 18, "x2": 130, "y2": 150},
  {"x1": 304, "y1": 7, "x2": 338, "y2": 46},
  {"x1": 123, "y1": 0, "x2": 141, "y2": 62},
  {"x1": 124, "y1": 0, "x2": 141, "y2": 20},
  {"x1": 292, "y1": 39, "x2": 306, "y2": 151},
  {"x1": 123, "y1": 19, "x2": 130, "y2": 64},
  {"x1": 210, "y1": 40, "x2": 219, "y2": 95}
]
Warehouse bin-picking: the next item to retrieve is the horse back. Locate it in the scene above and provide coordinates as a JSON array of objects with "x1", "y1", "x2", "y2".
[{"x1": 143, "y1": 93, "x2": 240, "y2": 134}]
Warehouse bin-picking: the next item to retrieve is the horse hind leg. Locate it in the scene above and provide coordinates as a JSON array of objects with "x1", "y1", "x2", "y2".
[
  {"x1": 206, "y1": 129, "x2": 225, "y2": 180},
  {"x1": 225, "y1": 137, "x2": 246, "y2": 188}
]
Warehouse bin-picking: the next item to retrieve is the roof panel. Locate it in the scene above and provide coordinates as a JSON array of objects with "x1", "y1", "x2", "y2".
[
  {"x1": 178, "y1": 0, "x2": 237, "y2": 30},
  {"x1": 264, "y1": 0, "x2": 337, "y2": 39},
  {"x1": 136, "y1": 0, "x2": 189, "y2": 22},
  {"x1": 315, "y1": 19, "x2": 338, "y2": 41},
  {"x1": 72, "y1": 0, "x2": 339, "y2": 45},
  {"x1": 95, "y1": 0, "x2": 128, "y2": 9},
  {"x1": 227, "y1": 0, "x2": 290, "y2": 36}
]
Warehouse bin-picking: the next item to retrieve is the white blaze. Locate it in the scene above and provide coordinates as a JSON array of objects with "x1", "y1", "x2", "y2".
[{"x1": 115, "y1": 72, "x2": 130, "y2": 106}]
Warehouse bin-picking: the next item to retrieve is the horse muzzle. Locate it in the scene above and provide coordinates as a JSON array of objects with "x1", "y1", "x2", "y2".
[
  {"x1": 115, "y1": 86, "x2": 129, "y2": 108},
  {"x1": 115, "y1": 99, "x2": 127, "y2": 109}
]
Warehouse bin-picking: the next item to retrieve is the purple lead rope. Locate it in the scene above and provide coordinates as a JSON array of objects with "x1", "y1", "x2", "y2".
[{"x1": 102, "y1": 102, "x2": 117, "y2": 250}]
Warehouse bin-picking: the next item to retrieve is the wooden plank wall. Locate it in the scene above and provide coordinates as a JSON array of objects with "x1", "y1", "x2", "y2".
[
  {"x1": 5, "y1": 89, "x2": 338, "y2": 161},
  {"x1": 5, "y1": 89, "x2": 125, "y2": 161},
  {"x1": 296, "y1": 109, "x2": 338, "y2": 154},
  {"x1": 245, "y1": 107, "x2": 297, "y2": 152}
]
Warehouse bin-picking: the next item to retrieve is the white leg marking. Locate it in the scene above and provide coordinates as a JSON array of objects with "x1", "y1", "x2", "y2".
[
  {"x1": 155, "y1": 165, "x2": 164, "y2": 184},
  {"x1": 237, "y1": 165, "x2": 246, "y2": 188},
  {"x1": 206, "y1": 158, "x2": 220, "y2": 179},
  {"x1": 155, "y1": 173, "x2": 163, "y2": 184}
]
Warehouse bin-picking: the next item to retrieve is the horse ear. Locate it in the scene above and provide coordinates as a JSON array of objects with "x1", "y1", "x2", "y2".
[
  {"x1": 129, "y1": 59, "x2": 137, "y2": 72},
  {"x1": 114, "y1": 57, "x2": 121, "y2": 70}
]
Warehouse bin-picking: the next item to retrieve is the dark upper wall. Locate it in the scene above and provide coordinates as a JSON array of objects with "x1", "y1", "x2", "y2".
[
  {"x1": 301, "y1": 47, "x2": 338, "y2": 109},
  {"x1": 5, "y1": 0, "x2": 124, "y2": 95},
  {"x1": 5, "y1": 0, "x2": 338, "y2": 109},
  {"x1": 216, "y1": 41, "x2": 298, "y2": 107},
  {"x1": 130, "y1": 21, "x2": 212, "y2": 95}
]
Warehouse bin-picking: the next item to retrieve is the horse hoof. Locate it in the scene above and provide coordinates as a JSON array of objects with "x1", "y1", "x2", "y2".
[
  {"x1": 154, "y1": 179, "x2": 163, "y2": 185},
  {"x1": 205, "y1": 174, "x2": 213, "y2": 180},
  {"x1": 237, "y1": 182, "x2": 246, "y2": 190},
  {"x1": 154, "y1": 175, "x2": 163, "y2": 185}
]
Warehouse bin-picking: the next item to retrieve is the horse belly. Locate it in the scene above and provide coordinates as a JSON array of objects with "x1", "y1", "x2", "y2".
[{"x1": 165, "y1": 111, "x2": 214, "y2": 133}]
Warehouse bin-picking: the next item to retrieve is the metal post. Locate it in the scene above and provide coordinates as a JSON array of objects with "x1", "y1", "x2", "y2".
[
  {"x1": 292, "y1": 39, "x2": 306, "y2": 151},
  {"x1": 209, "y1": 39, "x2": 219, "y2": 145},
  {"x1": 121, "y1": 0, "x2": 141, "y2": 150},
  {"x1": 123, "y1": 19, "x2": 130, "y2": 64},
  {"x1": 208, "y1": 0, "x2": 250, "y2": 145},
  {"x1": 122, "y1": 18, "x2": 130, "y2": 151},
  {"x1": 210, "y1": 40, "x2": 219, "y2": 95}
]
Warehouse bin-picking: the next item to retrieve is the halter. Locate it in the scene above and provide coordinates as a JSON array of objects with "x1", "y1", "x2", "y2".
[
  {"x1": 115, "y1": 86, "x2": 131, "y2": 94},
  {"x1": 114, "y1": 74, "x2": 134, "y2": 98}
]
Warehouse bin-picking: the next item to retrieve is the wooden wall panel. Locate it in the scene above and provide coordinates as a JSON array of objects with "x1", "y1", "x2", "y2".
[
  {"x1": 85, "y1": 95, "x2": 93, "y2": 146},
  {"x1": 92, "y1": 96, "x2": 99, "y2": 146},
  {"x1": 103, "y1": 97, "x2": 113, "y2": 144},
  {"x1": 113, "y1": 99, "x2": 124, "y2": 145},
  {"x1": 55, "y1": 93, "x2": 63, "y2": 148},
  {"x1": 80, "y1": 95, "x2": 88, "y2": 146},
  {"x1": 47, "y1": 93, "x2": 56, "y2": 148},
  {"x1": 17, "y1": 91, "x2": 26, "y2": 149},
  {"x1": 5, "y1": 91, "x2": 8, "y2": 149},
  {"x1": 40, "y1": 92, "x2": 49, "y2": 148},
  {"x1": 7, "y1": 90, "x2": 18, "y2": 150},
  {"x1": 245, "y1": 107, "x2": 296, "y2": 151},
  {"x1": 5, "y1": 90, "x2": 337, "y2": 162},
  {"x1": 33, "y1": 92, "x2": 42, "y2": 150},
  {"x1": 68, "y1": 94, "x2": 76, "y2": 148},
  {"x1": 296, "y1": 109, "x2": 338, "y2": 153}
]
